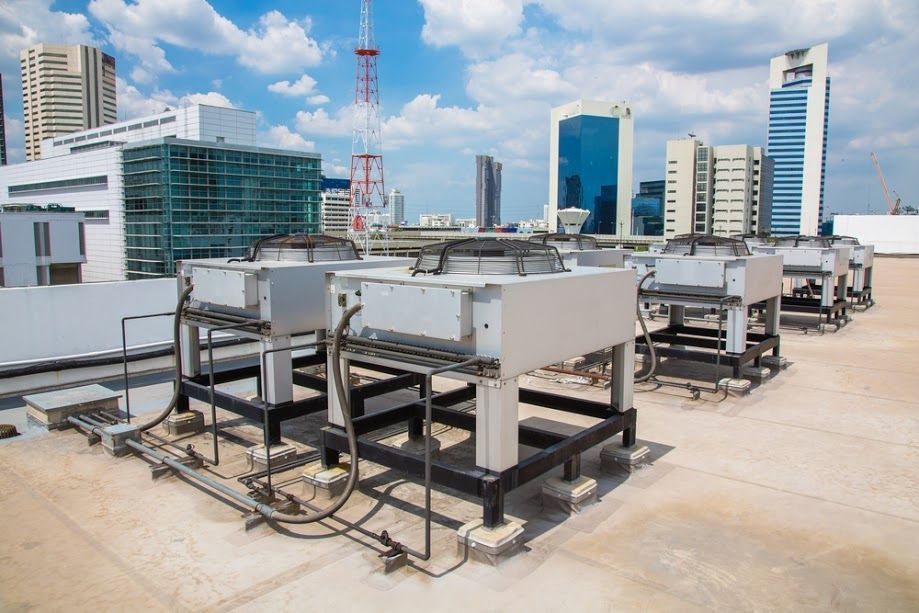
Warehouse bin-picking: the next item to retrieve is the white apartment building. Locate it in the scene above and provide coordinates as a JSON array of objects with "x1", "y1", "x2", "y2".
[
  {"x1": 549, "y1": 99, "x2": 633, "y2": 235},
  {"x1": 388, "y1": 188, "x2": 405, "y2": 225},
  {"x1": 419, "y1": 213, "x2": 454, "y2": 228},
  {"x1": 663, "y1": 138, "x2": 773, "y2": 238},
  {"x1": 767, "y1": 44, "x2": 830, "y2": 235},
  {"x1": 21, "y1": 43, "x2": 117, "y2": 161},
  {"x1": 0, "y1": 105, "x2": 258, "y2": 281},
  {"x1": 321, "y1": 190, "x2": 352, "y2": 232},
  {"x1": 0, "y1": 207, "x2": 86, "y2": 287}
]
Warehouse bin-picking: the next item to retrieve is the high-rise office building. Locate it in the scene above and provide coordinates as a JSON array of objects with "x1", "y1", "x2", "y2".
[
  {"x1": 321, "y1": 189, "x2": 352, "y2": 233},
  {"x1": 0, "y1": 73, "x2": 7, "y2": 165},
  {"x1": 549, "y1": 99, "x2": 633, "y2": 235},
  {"x1": 631, "y1": 180, "x2": 664, "y2": 236},
  {"x1": 664, "y1": 138, "x2": 773, "y2": 238},
  {"x1": 0, "y1": 75, "x2": 6, "y2": 166},
  {"x1": 475, "y1": 155, "x2": 502, "y2": 227},
  {"x1": 767, "y1": 43, "x2": 830, "y2": 235},
  {"x1": 20, "y1": 43, "x2": 117, "y2": 160},
  {"x1": 388, "y1": 188, "x2": 405, "y2": 225}
]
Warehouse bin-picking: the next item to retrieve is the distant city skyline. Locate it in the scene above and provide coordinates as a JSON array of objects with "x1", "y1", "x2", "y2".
[{"x1": 0, "y1": 1, "x2": 915, "y2": 223}]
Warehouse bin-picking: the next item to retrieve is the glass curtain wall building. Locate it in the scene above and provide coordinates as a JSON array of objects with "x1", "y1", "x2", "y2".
[
  {"x1": 549, "y1": 100, "x2": 633, "y2": 235},
  {"x1": 632, "y1": 180, "x2": 664, "y2": 236},
  {"x1": 123, "y1": 138, "x2": 321, "y2": 278},
  {"x1": 767, "y1": 44, "x2": 830, "y2": 235}
]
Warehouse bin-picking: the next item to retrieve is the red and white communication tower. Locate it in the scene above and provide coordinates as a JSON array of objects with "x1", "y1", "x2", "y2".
[{"x1": 350, "y1": 0, "x2": 385, "y2": 230}]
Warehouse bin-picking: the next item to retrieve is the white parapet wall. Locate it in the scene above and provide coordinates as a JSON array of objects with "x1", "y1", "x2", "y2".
[
  {"x1": 0, "y1": 279, "x2": 177, "y2": 365},
  {"x1": 833, "y1": 215, "x2": 919, "y2": 254}
]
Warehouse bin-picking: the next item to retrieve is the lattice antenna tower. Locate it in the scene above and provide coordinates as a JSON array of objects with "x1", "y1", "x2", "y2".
[{"x1": 350, "y1": 0, "x2": 385, "y2": 214}]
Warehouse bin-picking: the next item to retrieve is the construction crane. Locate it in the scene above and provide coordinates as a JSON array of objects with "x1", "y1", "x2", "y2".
[{"x1": 870, "y1": 152, "x2": 901, "y2": 215}]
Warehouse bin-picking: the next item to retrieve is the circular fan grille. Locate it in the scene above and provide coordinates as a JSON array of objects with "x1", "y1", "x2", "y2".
[
  {"x1": 247, "y1": 234, "x2": 362, "y2": 262},
  {"x1": 528, "y1": 233, "x2": 599, "y2": 251},
  {"x1": 773, "y1": 235, "x2": 832, "y2": 249},
  {"x1": 663, "y1": 234, "x2": 751, "y2": 256},
  {"x1": 413, "y1": 238, "x2": 567, "y2": 276}
]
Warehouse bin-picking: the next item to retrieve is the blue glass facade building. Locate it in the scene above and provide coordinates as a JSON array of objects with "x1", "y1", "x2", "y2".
[
  {"x1": 122, "y1": 138, "x2": 321, "y2": 278},
  {"x1": 557, "y1": 115, "x2": 621, "y2": 234},
  {"x1": 631, "y1": 180, "x2": 664, "y2": 236}
]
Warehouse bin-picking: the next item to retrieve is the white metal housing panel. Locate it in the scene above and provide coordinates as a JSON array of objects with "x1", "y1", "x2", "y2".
[
  {"x1": 360, "y1": 282, "x2": 472, "y2": 341},
  {"x1": 192, "y1": 267, "x2": 257, "y2": 308},
  {"x1": 655, "y1": 259, "x2": 725, "y2": 288}
]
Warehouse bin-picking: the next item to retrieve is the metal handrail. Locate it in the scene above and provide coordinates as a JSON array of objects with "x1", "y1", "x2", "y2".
[{"x1": 121, "y1": 311, "x2": 174, "y2": 422}]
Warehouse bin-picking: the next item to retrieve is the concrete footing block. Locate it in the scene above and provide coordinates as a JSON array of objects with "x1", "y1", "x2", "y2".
[
  {"x1": 601, "y1": 444, "x2": 650, "y2": 474},
  {"x1": 165, "y1": 410, "x2": 205, "y2": 436},
  {"x1": 246, "y1": 442, "x2": 297, "y2": 472},
  {"x1": 542, "y1": 475, "x2": 597, "y2": 514},
  {"x1": 23, "y1": 384, "x2": 121, "y2": 430},
  {"x1": 456, "y1": 520, "x2": 524, "y2": 565},
  {"x1": 396, "y1": 434, "x2": 441, "y2": 455},
  {"x1": 101, "y1": 424, "x2": 139, "y2": 457},
  {"x1": 762, "y1": 355, "x2": 787, "y2": 369},
  {"x1": 718, "y1": 378, "x2": 752, "y2": 396},
  {"x1": 742, "y1": 365, "x2": 772, "y2": 381},
  {"x1": 301, "y1": 461, "x2": 351, "y2": 501}
]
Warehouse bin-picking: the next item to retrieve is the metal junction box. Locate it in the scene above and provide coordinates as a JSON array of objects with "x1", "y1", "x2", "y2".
[
  {"x1": 655, "y1": 259, "x2": 726, "y2": 288},
  {"x1": 191, "y1": 267, "x2": 258, "y2": 309},
  {"x1": 360, "y1": 282, "x2": 472, "y2": 341}
]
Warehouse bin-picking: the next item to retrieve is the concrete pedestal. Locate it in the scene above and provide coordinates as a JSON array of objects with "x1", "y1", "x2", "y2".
[
  {"x1": 718, "y1": 378, "x2": 752, "y2": 396},
  {"x1": 742, "y1": 366, "x2": 772, "y2": 381},
  {"x1": 542, "y1": 475, "x2": 597, "y2": 514},
  {"x1": 762, "y1": 355, "x2": 787, "y2": 369},
  {"x1": 396, "y1": 434, "x2": 442, "y2": 455},
  {"x1": 246, "y1": 442, "x2": 297, "y2": 472},
  {"x1": 302, "y1": 461, "x2": 350, "y2": 501},
  {"x1": 165, "y1": 410, "x2": 205, "y2": 436},
  {"x1": 456, "y1": 520, "x2": 524, "y2": 565},
  {"x1": 101, "y1": 424, "x2": 139, "y2": 457},
  {"x1": 23, "y1": 384, "x2": 121, "y2": 430},
  {"x1": 601, "y1": 444, "x2": 650, "y2": 474}
]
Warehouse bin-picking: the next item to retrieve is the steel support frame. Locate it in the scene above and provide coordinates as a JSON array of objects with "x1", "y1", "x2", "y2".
[
  {"x1": 319, "y1": 384, "x2": 635, "y2": 528},
  {"x1": 774, "y1": 295, "x2": 848, "y2": 325},
  {"x1": 178, "y1": 352, "x2": 421, "y2": 445},
  {"x1": 802, "y1": 279, "x2": 874, "y2": 310},
  {"x1": 635, "y1": 324, "x2": 780, "y2": 379}
]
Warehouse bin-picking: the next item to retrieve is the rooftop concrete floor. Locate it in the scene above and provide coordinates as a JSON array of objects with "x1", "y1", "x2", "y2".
[{"x1": 0, "y1": 258, "x2": 917, "y2": 611}]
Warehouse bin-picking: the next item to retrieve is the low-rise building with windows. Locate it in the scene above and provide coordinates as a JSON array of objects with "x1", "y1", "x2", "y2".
[{"x1": 0, "y1": 204, "x2": 86, "y2": 287}]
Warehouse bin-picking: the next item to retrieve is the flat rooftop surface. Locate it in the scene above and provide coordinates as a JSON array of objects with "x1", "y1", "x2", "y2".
[{"x1": 0, "y1": 258, "x2": 917, "y2": 611}]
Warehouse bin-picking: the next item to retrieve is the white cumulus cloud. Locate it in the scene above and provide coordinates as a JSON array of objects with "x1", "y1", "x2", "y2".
[
  {"x1": 259, "y1": 125, "x2": 316, "y2": 151},
  {"x1": 268, "y1": 74, "x2": 318, "y2": 96},
  {"x1": 88, "y1": 0, "x2": 324, "y2": 78},
  {"x1": 116, "y1": 77, "x2": 234, "y2": 120},
  {"x1": 419, "y1": 0, "x2": 526, "y2": 57}
]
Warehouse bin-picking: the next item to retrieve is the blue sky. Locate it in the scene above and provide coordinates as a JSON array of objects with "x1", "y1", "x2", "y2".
[{"x1": 1, "y1": 0, "x2": 916, "y2": 224}]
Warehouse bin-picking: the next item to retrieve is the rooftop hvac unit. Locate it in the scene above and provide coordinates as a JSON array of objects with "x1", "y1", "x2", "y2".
[
  {"x1": 827, "y1": 235, "x2": 876, "y2": 309},
  {"x1": 322, "y1": 237, "x2": 640, "y2": 553},
  {"x1": 175, "y1": 234, "x2": 415, "y2": 450},
  {"x1": 751, "y1": 235, "x2": 853, "y2": 330},
  {"x1": 528, "y1": 233, "x2": 630, "y2": 268},
  {"x1": 627, "y1": 234, "x2": 784, "y2": 389}
]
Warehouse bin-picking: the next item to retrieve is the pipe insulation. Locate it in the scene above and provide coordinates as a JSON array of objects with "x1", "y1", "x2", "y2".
[{"x1": 635, "y1": 270, "x2": 659, "y2": 383}]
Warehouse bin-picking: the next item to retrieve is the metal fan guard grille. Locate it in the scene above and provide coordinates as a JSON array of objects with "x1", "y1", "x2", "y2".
[
  {"x1": 663, "y1": 234, "x2": 751, "y2": 256},
  {"x1": 528, "y1": 233, "x2": 599, "y2": 250},
  {"x1": 247, "y1": 234, "x2": 362, "y2": 262},
  {"x1": 413, "y1": 238, "x2": 567, "y2": 276}
]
